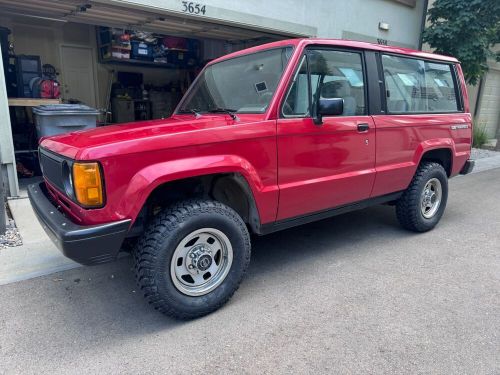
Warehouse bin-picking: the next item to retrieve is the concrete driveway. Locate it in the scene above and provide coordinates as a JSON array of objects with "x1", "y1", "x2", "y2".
[{"x1": 1, "y1": 169, "x2": 499, "y2": 374}]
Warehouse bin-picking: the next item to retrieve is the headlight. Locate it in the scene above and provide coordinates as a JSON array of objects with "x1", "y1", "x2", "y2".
[
  {"x1": 72, "y1": 162, "x2": 104, "y2": 207},
  {"x1": 61, "y1": 161, "x2": 74, "y2": 198}
]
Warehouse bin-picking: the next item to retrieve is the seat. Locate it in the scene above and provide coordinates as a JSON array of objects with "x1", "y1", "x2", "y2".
[
  {"x1": 387, "y1": 99, "x2": 408, "y2": 113},
  {"x1": 320, "y1": 80, "x2": 356, "y2": 116}
]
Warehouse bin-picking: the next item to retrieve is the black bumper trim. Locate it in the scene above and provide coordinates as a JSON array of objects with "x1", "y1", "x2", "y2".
[
  {"x1": 460, "y1": 159, "x2": 475, "y2": 175},
  {"x1": 28, "y1": 182, "x2": 131, "y2": 265}
]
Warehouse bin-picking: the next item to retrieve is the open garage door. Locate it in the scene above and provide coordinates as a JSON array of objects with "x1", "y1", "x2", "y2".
[{"x1": 0, "y1": 0, "x2": 313, "y2": 42}]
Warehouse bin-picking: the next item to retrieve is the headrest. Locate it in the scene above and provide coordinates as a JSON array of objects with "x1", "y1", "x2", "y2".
[{"x1": 321, "y1": 80, "x2": 351, "y2": 98}]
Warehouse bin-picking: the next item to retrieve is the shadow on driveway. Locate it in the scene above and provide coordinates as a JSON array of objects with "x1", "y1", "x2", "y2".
[{"x1": 1, "y1": 205, "x2": 404, "y2": 331}]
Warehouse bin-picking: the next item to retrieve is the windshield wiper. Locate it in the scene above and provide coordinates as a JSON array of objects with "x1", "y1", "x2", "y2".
[
  {"x1": 207, "y1": 108, "x2": 239, "y2": 121},
  {"x1": 178, "y1": 108, "x2": 202, "y2": 118}
]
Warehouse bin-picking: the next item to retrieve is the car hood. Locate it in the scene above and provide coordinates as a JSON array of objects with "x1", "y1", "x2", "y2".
[{"x1": 40, "y1": 114, "x2": 261, "y2": 160}]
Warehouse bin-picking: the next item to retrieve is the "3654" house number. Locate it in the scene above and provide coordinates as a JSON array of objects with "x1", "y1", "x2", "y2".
[{"x1": 181, "y1": 1, "x2": 207, "y2": 15}]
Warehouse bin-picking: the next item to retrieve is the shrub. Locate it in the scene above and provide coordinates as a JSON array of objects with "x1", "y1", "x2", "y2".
[
  {"x1": 423, "y1": 0, "x2": 500, "y2": 85},
  {"x1": 473, "y1": 122, "x2": 489, "y2": 148}
]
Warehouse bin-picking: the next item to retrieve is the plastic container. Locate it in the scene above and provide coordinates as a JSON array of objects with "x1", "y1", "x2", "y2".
[
  {"x1": 131, "y1": 40, "x2": 153, "y2": 60},
  {"x1": 33, "y1": 104, "x2": 100, "y2": 138}
]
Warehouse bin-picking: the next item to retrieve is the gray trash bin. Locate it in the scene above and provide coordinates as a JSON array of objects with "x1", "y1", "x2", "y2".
[{"x1": 33, "y1": 104, "x2": 100, "y2": 138}]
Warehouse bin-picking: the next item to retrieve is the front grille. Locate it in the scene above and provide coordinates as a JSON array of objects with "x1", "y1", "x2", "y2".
[{"x1": 39, "y1": 148, "x2": 65, "y2": 192}]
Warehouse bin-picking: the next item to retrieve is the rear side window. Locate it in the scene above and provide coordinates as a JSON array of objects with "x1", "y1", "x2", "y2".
[{"x1": 381, "y1": 55, "x2": 460, "y2": 114}]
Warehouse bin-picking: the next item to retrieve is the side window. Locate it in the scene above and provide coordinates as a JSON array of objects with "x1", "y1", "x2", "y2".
[
  {"x1": 283, "y1": 57, "x2": 309, "y2": 116},
  {"x1": 381, "y1": 55, "x2": 459, "y2": 113},
  {"x1": 309, "y1": 49, "x2": 366, "y2": 116},
  {"x1": 282, "y1": 49, "x2": 366, "y2": 117}
]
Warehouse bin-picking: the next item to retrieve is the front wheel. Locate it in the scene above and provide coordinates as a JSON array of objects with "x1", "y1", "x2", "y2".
[
  {"x1": 134, "y1": 199, "x2": 251, "y2": 319},
  {"x1": 396, "y1": 162, "x2": 448, "y2": 232}
]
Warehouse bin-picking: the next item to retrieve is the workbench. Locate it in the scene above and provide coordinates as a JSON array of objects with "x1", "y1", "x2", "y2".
[{"x1": 8, "y1": 98, "x2": 61, "y2": 107}]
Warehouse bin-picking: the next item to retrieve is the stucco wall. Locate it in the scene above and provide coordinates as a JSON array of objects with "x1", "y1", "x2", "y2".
[{"x1": 203, "y1": 0, "x2": 424, "y2": 47}]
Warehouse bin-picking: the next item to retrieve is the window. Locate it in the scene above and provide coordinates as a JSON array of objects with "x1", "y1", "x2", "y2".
[
  {"x1": 282, "y1": 49, "x2": 366, "y2": 117},
  {"x1": 178, "y1": 47, "x2": 293, "y2": 114},
  {"x1": 382, "y1": 55, "x2": 460, "y2": 114},
  {"x1": 282, "y1": 56, "x2": 309, "y2": 116}
]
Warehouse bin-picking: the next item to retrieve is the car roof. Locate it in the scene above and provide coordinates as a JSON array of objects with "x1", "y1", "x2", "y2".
[{"x1": 209, "y1": 38, "x2": 459, "y2": 65}]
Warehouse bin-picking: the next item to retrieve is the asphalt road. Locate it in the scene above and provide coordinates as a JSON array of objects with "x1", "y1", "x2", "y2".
[{"x1": 1, "y1": 169, "x2": 499, "y2": 374}]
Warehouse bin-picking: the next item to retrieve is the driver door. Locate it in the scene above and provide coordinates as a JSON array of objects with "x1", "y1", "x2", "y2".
[{"x1": 276, "y1": 48, "x2": 376, "y2": 220}]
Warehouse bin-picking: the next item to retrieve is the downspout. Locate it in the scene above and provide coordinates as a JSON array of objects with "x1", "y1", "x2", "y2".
[
  {"x1": 473, "y1": 78, "x2": 484, "y2": 118},
  {"x1": 418, "y1": 0, "x2": 429, "y2": 50}
]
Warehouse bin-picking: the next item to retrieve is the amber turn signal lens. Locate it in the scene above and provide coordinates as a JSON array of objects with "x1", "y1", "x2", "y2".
[{"x1": 72, "y1": 162, "x2": 104, "y2": 207}]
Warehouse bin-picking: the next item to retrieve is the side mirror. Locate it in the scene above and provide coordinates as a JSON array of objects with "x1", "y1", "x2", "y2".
[{"x1": 314, "y1": 98, "x2": 344, "y2": 125}]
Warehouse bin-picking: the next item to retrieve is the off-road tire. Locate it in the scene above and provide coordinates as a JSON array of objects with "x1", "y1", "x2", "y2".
[
  {"x1": 134, "y1": 199, "x2": 251, "y2": 319},
  {"x1": 396, "y1": 162, "x2": 448, "y2": 232}
]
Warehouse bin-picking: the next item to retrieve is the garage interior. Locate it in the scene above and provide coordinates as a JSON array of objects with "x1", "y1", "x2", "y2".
[{"x1": 0, "y1": 0, "x2": 301, "y2": 189}]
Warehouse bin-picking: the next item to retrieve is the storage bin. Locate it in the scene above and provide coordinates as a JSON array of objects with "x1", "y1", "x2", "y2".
[
  {"x1": 33, "y1": 104, "x2": 100, "y2": 138},
  {"x1": 131, "y1": 40, "x2": 153, "y2": 60}
]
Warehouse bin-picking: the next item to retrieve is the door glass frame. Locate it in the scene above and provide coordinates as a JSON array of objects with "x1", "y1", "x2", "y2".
[{"x1": 280, "y1": 46, "x2": 368, "y2": 119}]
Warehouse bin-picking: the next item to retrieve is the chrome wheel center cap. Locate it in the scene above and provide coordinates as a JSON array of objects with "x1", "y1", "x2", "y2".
[
  {"x1": 423, "y1": 188, "x2": 435, "y2": 206},
  {"x1": 197, "y1": 255, "x2": 212, "y2": 271},
  {"x1": 187, "y1": 245, "x2": 213, "y2": 274},
  {"x1": 430, "y1": 193, "x2": 436, "y2": 204}
]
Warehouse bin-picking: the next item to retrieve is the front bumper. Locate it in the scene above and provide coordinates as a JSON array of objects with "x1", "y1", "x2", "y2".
[
  {"x1": 28, "y1": 182, "x2": 131, "y2": 265},
  {"x1": 459, "y1": 159, "x2": 475, "y2": 175}
]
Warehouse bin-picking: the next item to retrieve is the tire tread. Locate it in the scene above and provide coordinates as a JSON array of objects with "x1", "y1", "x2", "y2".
[
  {"x1": 396, "y1": 162, "x2": 447, "y2": 232},
  {"x1": 133, "y1": 199, "x2": 250, "y2": 319}
]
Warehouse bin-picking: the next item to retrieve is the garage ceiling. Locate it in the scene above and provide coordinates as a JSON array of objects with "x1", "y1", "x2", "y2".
[{"x1": 0, "y1": 0, "x2": 294, "y2": 42}]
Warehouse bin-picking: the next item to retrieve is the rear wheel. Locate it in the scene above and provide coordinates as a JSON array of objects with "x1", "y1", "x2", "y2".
[
  {"x1": 396, "y1": 162, "x2": 448, "y2": 232},
  {"x1": 134, "y1": 199, "x2": 251, "y2": 319}
]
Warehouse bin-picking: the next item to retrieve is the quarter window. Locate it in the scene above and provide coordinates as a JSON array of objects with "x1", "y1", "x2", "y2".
[
  {"x1": 382, "y1": 55, "x2": 459, "y2": 113},
  {"x1": 283, "y1": 57, "x2": 309, "y2": 116}
]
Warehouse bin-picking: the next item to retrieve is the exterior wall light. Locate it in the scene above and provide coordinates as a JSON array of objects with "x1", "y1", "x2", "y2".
[{"x1": 379, "y1": 22, "x2": 390, "y2": 31}]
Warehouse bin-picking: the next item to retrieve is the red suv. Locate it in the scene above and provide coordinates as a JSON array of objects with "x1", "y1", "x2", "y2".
[{"x1": 28, "y1": 39, "x2": 474, "y2": 319}]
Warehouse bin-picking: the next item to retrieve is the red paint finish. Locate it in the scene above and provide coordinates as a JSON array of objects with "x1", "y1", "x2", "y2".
[
  {"x1": 370, "y1": 113, "x2": 472, "y2": 197},
  {"x1": 39, "y1": 38, "x2": 471, "y2": 230},
  {"x1": 43, "y1": 114, "x2": 279, "y2": 225},
  {"x1": 276, "y1": 116, "x2": 376, "y2": 220}
]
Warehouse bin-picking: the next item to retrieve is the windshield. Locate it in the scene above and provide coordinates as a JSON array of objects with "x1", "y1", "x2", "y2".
[{"x1": 178, "y1": 47, "x2": 293, "y2": 114}]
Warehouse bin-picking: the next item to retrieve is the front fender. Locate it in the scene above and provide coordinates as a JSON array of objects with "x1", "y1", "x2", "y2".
[{"x1": 116, "y1": 154, "x2": 272, "y2": 224}]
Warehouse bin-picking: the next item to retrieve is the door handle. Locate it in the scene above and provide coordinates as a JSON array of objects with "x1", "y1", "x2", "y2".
[{"x1": 357, "y1": 123, "x2": 369, "y2": 132}]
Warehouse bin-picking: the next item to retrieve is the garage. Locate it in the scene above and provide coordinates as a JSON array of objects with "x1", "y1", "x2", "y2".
[{"x1": 0, "y1": 0, "x2": 314, "y2": 196}]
